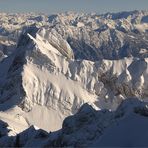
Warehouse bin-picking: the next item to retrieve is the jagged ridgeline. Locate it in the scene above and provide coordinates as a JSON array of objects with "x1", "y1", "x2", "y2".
[{"x1": 0, "y1": 10, "x2": 148, "y2": 61}]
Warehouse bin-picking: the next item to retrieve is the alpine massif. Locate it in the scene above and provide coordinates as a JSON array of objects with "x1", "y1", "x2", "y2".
[{"x1": 0, "y1": 10, "x2": 148, "y2": 147}]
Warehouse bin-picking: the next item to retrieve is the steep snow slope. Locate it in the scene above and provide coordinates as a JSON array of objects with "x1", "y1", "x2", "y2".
[{"x1": 0, "y1": 26, "x2": 98, "y2": 131}]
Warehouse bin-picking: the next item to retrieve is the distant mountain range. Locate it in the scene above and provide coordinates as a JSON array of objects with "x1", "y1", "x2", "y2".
[{"x1": 0, "y1": 10, "x2": 148, "y2": 147}]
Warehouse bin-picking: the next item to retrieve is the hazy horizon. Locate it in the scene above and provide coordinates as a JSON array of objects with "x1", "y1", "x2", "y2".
[{"x1": 0, "y1": 0, "x2": 148, "y2": 14}]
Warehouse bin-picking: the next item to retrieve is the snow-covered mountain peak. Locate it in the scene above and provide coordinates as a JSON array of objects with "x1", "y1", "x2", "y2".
[
  {"x1": 0, "y1": 27, "x2": 147, "y2": 131},
  {"x1": 17, "y1": 26, "x2": 74, "y2": 60}
]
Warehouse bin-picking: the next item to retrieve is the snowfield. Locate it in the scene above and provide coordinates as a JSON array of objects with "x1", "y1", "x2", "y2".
[{"x1": 0, "y1": 10, "x2": 148, "y2": 147}]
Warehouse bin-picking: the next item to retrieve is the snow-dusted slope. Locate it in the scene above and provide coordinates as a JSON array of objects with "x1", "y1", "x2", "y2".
[
  {"x1": 50, "y1": 98, "x2": 148, "y2": 147},
  {"x1": 1, "y1": 98, "x2": 148, "y2": 147}
]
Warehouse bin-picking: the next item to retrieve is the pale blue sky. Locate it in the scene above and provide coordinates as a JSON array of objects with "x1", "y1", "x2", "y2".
[{"x1": 0, "y1": 0, "x2": 148, "y2": 14}]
